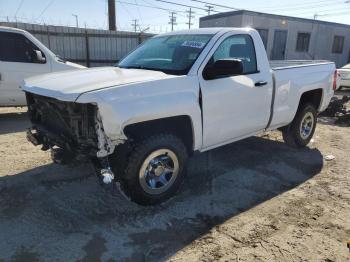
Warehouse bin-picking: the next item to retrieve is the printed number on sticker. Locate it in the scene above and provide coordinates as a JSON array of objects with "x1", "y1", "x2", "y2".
[{"x1": 182, "y1": 41, "x2": 205, "y2": 49}]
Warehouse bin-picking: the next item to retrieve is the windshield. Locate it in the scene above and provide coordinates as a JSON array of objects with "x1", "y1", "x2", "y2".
[{"x1": 118, "y1": 34, "x2": 213, "y2": 75}]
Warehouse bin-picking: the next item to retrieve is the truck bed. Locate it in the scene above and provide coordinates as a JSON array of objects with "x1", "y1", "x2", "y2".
[{"x1": 268, "y1": 61, "x2": 335, "y2": 130}]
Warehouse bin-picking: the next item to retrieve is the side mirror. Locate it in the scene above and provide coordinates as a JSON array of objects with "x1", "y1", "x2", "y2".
[
  {"x1": 34, "y1": 50, "x2": 46, "y2": 63},
  {"x1": 203, "y1": 59, "x2": 243, "y2": 80}
]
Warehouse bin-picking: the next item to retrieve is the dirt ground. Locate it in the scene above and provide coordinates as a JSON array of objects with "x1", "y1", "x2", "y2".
[{"x1": 0, "y1": 91, "x2": 349, "y2": 262}]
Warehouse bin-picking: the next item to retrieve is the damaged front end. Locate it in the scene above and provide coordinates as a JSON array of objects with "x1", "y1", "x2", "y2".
[{"x1": 25, "y1": 92, "x2": 119, "y2": 183}]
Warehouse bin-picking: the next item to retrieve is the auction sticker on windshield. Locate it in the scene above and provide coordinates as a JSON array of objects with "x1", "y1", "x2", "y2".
[{"x1": 182, "y1": 41, "x2": 206, "y2": 49}]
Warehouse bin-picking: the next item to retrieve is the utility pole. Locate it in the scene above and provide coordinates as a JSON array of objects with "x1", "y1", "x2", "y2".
[
  {"x1": 169, "y1": 12, "x2": 177, "y2": 32},
  {"x1": 131, "y1": 19, "x2": 139, "y2": 32},
  {"x1": 205, "y1": 5, "x2": 214, "y2": 15},
  {"x1": 108, "y1": 0, "x2": 116, "y2": 31},
  {"x1": 72, "y1": 14, "x2": 79, "y2": 27},
  {"x1": 186, "y1": 8, "x2": 195, "y2": 29}
]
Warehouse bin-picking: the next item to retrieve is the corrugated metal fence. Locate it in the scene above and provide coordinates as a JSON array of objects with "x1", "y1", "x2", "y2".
[{"x1": 0, "y1": 22, "x2": 154, "y2": 67}]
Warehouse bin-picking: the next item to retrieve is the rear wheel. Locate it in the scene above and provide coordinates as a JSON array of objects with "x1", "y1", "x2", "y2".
[
  {"x1": 282, "y1": 103, "x2": 317, "y2": 147},
  {"x1": 111, "y1": 133, "x2": 188, "y2": 205}
]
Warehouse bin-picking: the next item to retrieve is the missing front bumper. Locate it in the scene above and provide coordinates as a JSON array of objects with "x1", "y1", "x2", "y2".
[
  {"x1": 25, "y1": 92, "x2": 123, "y2": 161},
  {"x1": 26, "y1": 129, "x2": 41, "y2": 146}
]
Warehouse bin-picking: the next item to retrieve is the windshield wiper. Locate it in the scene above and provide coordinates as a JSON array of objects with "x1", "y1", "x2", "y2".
[
  {"x1": 120, "y1": 65, "x2": 150, "y2": 70},
  {"x1": 118, "y1": 65, "x2": 183, "y2": 75},
  {"x1": 119, "y1": 65, "x2": 166, "y2": 73}
]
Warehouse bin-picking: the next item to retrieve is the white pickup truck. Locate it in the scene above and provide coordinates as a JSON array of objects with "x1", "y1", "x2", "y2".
[
  {"x1": 22, "y1": 28, "x2": 336, "y2": 205},
  {"x1": 0, "y1": 26, "x2": 84, "y2": 106}
]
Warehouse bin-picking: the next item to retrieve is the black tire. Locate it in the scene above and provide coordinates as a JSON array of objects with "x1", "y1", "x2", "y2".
[
  {"x1": 51, "y1": 148, "x2": 74, "y2": 164},
  {"x1": 111, "y1": 133, "x2": 188, "y2": 205},
  {"x1": 282, "y1": 103, "x2": 317, "y2": 148}
]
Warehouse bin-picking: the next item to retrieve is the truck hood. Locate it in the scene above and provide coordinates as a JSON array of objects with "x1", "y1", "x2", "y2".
[{"x1": 21, "y1": 67, "x2": 173, "y2": 101}]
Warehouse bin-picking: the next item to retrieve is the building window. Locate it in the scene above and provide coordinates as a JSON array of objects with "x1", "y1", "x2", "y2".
[
  {"x1": 332, "y1": 36, "x2": 344, "y2": 54},
  {"x1": 256, "y1": 29, "x2": 268, "y2": 50},
  {"x1": 296, "y1": 32, "x2": 310, "y2": 52}
]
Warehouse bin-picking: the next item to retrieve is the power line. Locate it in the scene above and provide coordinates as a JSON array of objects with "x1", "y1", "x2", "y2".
[
  {"x1": 314, "y1": 10, "x2": 350, "y2": 17},
  {"x1": 116, "y1": 0, "x2": 186, "y2": 13},
  {"x1": 119, "y1": 2, "x2": 135, "y2": 17},
  {"x1": 190, "y1": 0, "x2": 240, "y2": 11},
  {"x1": 262, "y1": 1, "x2": 347, "y2": 12},
  {"x1": 119, "y1": 2, "x2": 142, "y2": 30},
  {"x1": 140, "y1": 0, "x2": 165, "y2": 10},
  {"x1": 117, "y1": 0, "x2": 208, "y2": 17},
  {"x1": 134, "y1": 0, "x2": 143, "y2": 25},
  {"x1": 35, "y1": 0, "x2": 55, "y2": 21},
  {"x1": 257, "y1": 0, "x2": 343, "y2": 10},
  {"x1": 187, "y1": 0, "x2": 347, "y2": 16},
  {"x1": 14, "y1": 0, "x2": 25, "y2": 18},
  {"x1": 155, "y1": 0, "x2": 215, "y2": 12},
  {"x1": 293, "y1": 7, "x2": 350, "y2": 16}
]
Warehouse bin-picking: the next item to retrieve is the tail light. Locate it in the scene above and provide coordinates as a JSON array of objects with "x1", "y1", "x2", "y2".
[{"x1": 333, "y1": 70, "x2": 338, "y2": 91}]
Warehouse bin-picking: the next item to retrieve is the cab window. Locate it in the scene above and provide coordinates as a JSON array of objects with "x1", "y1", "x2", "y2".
[
  {"x1": 0, "y1": 31, "x2": 45, "y2": 63},
  {"x1": 209, "y1": 34, "x2": 257, "y2": 74}
]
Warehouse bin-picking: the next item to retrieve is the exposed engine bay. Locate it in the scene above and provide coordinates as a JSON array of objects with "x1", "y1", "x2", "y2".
[
  {"x1": 25, "y1": 92, "x2": 115, "y2": 160},
  {"x1": 25, "y1": 92, "x2": 117, "y2": 184}
]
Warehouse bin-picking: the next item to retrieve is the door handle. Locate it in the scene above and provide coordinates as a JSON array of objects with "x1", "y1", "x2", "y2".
[{"x1": 255, "y1": 81, "x2": 268, "y2": 87}]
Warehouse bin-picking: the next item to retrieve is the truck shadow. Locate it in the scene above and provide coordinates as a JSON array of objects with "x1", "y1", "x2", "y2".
[
  {"x1": 0, "y1": 111, "x2": 29, "y2": 135},
  {"x1": 0, "y1": 136, "x2": 323, "y2": 261}
]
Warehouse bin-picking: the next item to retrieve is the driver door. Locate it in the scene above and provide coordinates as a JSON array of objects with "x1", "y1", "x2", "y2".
[{"x1": 198, "y1": 33, "x2": 273, "y2": 149}]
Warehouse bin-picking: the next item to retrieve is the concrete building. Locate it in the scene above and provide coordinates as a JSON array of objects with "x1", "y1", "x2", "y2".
[{"x1": 200, "y1": 10, "x2": 350, "y2": 67}]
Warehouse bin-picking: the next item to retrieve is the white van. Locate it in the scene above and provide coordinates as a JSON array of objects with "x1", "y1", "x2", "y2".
[{"x1": 0, "y1": 26, "x2": 85, "y2": 106}]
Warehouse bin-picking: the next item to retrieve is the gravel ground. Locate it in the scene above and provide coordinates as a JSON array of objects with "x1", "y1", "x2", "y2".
[{"x1": 0, "y1": 91, "x2": 349, "y2": 261}]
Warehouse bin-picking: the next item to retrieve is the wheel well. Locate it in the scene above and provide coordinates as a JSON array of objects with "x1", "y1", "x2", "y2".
[
  {"x1": 299, "y1": 89, "x2": 323, "y2": 111},
  {"x1": 123, "y1": 116, "x2": 194, "y2": 154}
]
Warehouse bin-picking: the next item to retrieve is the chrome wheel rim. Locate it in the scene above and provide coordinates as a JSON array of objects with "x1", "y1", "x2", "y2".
[
  {"x1": 300, "y1": 112, "x2": 314, "y2": 139},
  {"x1": 139, "y1": 149, "x2": 179, "y2": 195}
]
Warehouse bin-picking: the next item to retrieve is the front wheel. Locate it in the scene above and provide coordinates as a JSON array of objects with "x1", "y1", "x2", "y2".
[
  {"x1": 282, "y1": 103, "x2": 317, "y2": 147},
  {"x1": 112, "y1": 133, "x2": 188, "y2": 205}
]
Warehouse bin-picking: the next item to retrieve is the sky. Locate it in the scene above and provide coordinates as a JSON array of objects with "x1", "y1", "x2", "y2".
[{"x1": 0, "y1": 0, "x2": 349, "y2": 33}]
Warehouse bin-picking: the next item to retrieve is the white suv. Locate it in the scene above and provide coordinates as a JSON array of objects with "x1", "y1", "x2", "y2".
[{"x1": 0, "y1": 26, "x2": 85, "y2": 106}]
